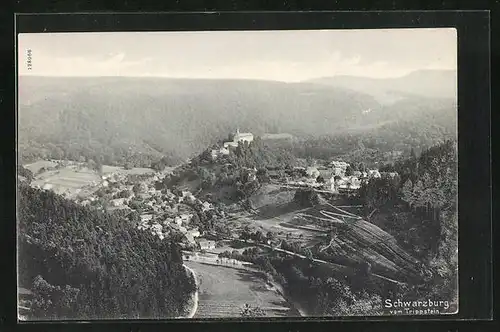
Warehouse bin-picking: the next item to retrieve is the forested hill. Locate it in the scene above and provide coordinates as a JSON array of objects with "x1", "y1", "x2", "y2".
[
  {"x1": 18, "y1": 76, "x2": 455, "y2": 168},
  {"x1": 18, "y1": 76, "x2": 378, "y2": 166},
  {"x1": 17, "y1": 183, "x2": 195, "y2": 320},
  {"x1": 359, "y1": 140, "x2": 458, "y2": 303},
  {"x1": 307, "y1": 70, "x2": 457, "y2": 104}
]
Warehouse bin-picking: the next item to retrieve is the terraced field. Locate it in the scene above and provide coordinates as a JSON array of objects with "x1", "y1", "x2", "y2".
[{"x1": 184, "y1": 261, "x2": 295, "y2": 318}]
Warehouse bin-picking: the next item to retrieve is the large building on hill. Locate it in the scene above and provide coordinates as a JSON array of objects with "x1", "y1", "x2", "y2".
[
  {"x1": 233, "y1": 128, "x2": 254, "y2": 143},
  {"x1": 223, "y1": 128, "x2": 254, "y2": 148}
]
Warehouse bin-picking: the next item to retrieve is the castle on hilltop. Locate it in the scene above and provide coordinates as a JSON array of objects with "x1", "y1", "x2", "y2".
[
  {"x1": 211, "y1": 128, "x2": 254, "y2": 160},
  {"x1": 223, "y1": 128, "x2": 254, "y2": 148}
]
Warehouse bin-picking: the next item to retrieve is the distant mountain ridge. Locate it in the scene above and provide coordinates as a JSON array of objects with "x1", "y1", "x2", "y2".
[{"x1": 307, "y1": 70, "x2": 457, "y2": 104}]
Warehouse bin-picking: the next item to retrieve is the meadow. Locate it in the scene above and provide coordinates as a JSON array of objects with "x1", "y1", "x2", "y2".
[
  {"x1": 24, "y1": 160, "x2": 156, "y2": 199},
  {"x1": 184, "y1": 260, "x2": 293, "y2": 318}
]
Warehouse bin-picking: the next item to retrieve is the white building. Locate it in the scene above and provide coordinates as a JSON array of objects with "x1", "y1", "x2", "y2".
[
  {"x1": 223, "y1": 141, "x2": 239, "y2": 148},
  {"x1": 330, "y1": 161, "x2": 350, "y2": 170},
  {"x1": 201, "y1": 201, "x2": 213, "y2": 212},
  {"x1": 211, "y1": 146, "x2": 231, "y2": 160},
  {"x1": 385, "y1": 172, "x2": 399, "y2": 179},
  {"x1": 188, "y1": 229, "x2": 201, "y2": 238},
  {"x1": 332, "y1": 167, "x2": 344, "y2": 176},
  {"x1": 223, "y1": 128, "x2": 254, "y2": 148},
  {"x1": 42, "y1": 183, "x2": 53, "y2": 190},
  {"x1": 211, "y1": 149, "x2": 218, "y2": 160},
  {"x1": 233, "y1": 128, "x2": 254, "y2": 143},
  {"x1": 198, "y1": 239, "x2": 216, "y2": 250},
  {"x1": 368, "y1": 170, "x2": 381, "y2": 179},
  {"x1": 306, "y1": 167, "x2": 320, "y2": 179},
  {"x1": 175, "y1": 213, "x2": 193, "y2": 226},
  {"x1": 140, "y1": 214, "x2": 153, "y2": 222},
  {"x1": 110, "y1": 198, "x2": 126, "y2": 207},
  {"x1": 162, "y1": 217, "x2": 175, "y2": 225}
]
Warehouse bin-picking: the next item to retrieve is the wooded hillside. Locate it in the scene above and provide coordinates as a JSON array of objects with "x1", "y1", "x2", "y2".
[{"x1": 17, "y1": 183, "x2": 195, "y2": 320}]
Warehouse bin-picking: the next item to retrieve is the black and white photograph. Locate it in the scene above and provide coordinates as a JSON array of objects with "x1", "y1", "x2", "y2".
[{"x1": 16, "y1": 28, "x2": 458, "y2": 320}]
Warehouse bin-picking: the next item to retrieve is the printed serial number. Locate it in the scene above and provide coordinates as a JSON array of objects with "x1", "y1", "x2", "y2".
[{"x1": 26, "y1": 49, "x2": 32, "y2": 70}]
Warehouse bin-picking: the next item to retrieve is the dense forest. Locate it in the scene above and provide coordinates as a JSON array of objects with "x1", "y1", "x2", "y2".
[
  {"x1": 371, "y1": 140, "x2": 458, "y2": 301},
  {"x1": 17, "y1": 183, "x2": 195, "y2": 320},
  {"x1": 18, "y1": 75, "x2": 456, "y2": 168},
  {"x1": 359, "y1": 140, "x2": 458, "y2": 306}
]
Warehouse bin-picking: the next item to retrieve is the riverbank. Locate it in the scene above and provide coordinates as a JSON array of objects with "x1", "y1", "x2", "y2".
[{"x1": 177, "y1": 264, "x2": 198, "y2": 319}]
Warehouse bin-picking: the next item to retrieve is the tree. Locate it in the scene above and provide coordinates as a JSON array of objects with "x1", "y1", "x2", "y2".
[
  {"x1": 265, "y1": 231, "x2": 275, "y2": 243},
  {"x1": 240, "y1": 229, "x2": 251, "y2": 241},
  {"x1": 358, "y1": 162, "x2": 367, "y2": 173},
  {"x1": 256, "y1": 168, "x2": 270, "y2": 183},
  {"x1": 198, "y1": 167, "x2": 216, "y2": 190},
  {"x1": 17, "y1": 165, "x2": 34, "y2": 184},
  {"x1": 30, "y1": 275, "x2": 80, "y2": 319},
  {"x1": 231, "y1": 250, "x2": 240, "y2": 260},
  {"x1": 410, "y1": 147, "x2": 417, "y2": 160},
  {"x1": 345, "y1": 165, "x2": 354, "y2": 176},
  {"x1": 401, "y1": 179, "x2": 414, "y2": 206},
  {"x1": 116, "y1": 190, "x2": 132, "y2": 199},
  {"x1": 303, "y1": 248, "x2": 314, "y2": 261},
  {"x1": 132, "y1": 183, "x2": 147, "y2": 195}
]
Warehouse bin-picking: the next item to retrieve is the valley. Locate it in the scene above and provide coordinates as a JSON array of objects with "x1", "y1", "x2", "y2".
[{"x1": 16, "y1": 71, "x2": 458, "y2": 319}]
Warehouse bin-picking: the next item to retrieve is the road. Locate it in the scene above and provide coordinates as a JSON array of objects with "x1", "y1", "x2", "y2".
[{"x1": 184, "y1": 261, "x2": 296, "y2": 318}]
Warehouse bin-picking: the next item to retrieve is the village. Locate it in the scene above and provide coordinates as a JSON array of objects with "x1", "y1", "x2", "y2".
[
  {"x1": 211, "y1": 128, "x2": 399, "y2": 196},
  {"x1": 23, "y1": 159, "x2": 219, "y2": 252},
  {"x1": 20, "y1": 129, "x2": 420, "y2": 320},
  {"x1": 24, "y1": 129, "x2": 399, "y2": 257}
]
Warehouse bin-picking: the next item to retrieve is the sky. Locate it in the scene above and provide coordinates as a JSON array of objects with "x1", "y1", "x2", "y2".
[{"x1": 17, "y1": 28, "x2": 457, "y2": 81}]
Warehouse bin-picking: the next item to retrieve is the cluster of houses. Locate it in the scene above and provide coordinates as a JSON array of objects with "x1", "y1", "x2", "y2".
[
  {"x1": 284, "y1": 160, "x2": 397, "y2": 194},
  {"x1": 211, "y1": 128, "x2": 254, "y2": 160},
  {"x1": 133, "y1": 188, "x2": 219, "y2": 250},
  {"x1": 68, "y1": 166, "x2": 217, "y2": 251}
]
